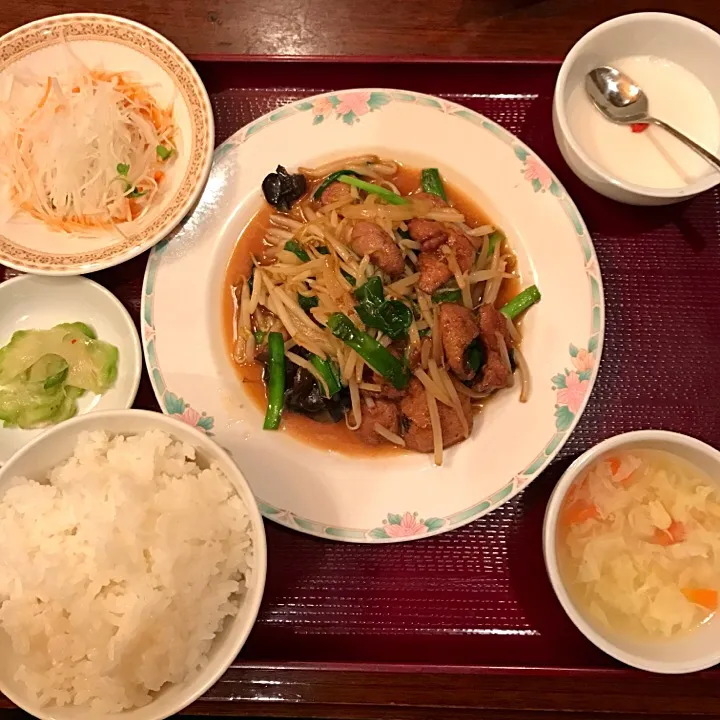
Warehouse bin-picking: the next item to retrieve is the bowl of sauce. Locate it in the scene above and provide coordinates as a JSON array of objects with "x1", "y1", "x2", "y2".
[
  {"x1": 554, "y1": 13, "x2": 720, "y2": 205},
  {"x1": 543, "y1": 430, "x2": 720, "y2": 673}
]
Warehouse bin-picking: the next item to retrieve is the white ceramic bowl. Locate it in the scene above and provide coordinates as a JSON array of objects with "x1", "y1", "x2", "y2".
[
  {"x1": 0, "y1": 409, "x2": 267, "y2": 719},
  {"x1": 553, "y1": 12, "x2": 720, "y2": 205},
  {"x1": 0, "y1": 275, "x2": 142, "y2": 464},
  {"x1": 544, "y1": 430, "x2": 720, "y2": 674}
]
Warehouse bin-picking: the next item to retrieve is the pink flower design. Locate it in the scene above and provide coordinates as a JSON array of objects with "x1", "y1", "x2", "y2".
[
  {"x1": 571, "y1": 348, "x2": 594, "y2": 372},
  {"x1": 524, "y1": 156, "x2": 553, "y2": 190},
  {"x1": 312, "y1": 96, "x2": 334, "y2": 119},
  {"x1": 557, "y1": 372, "x2": 589, "y2": 415},
  {"x1": 384, "y1": 512, "x2": 428, "y2": 538},
  {"x1": 335, "y1": 91, "x2": 372, "y2": 118},
  {"x1": 175, "y1": 406, "x2": 200, "y2": 427}
]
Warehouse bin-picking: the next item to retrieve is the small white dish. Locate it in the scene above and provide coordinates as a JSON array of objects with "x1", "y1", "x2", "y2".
[
  {"x1": 553, "y1": 12, "x2": 720, "y2": 205},
  {"x1": 0, "y1": 409, "x2": 267, "y2": 720},
  {"x1": 0, "y1": 13, "x2": 214, "y2": 275},
  {"x1": 0, "y1": 274, "x2": 141, "y2": 463},
  {"x1": 543, "y1": 430, "x2": 720, "y2": 674}
]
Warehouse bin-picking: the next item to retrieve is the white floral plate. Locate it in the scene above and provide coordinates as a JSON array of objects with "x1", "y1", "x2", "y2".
[
  {"x1": 0, "y1": 13, "x2": 214, "y2": 275},
  {"x1": 142, "y1": 89, "x2": 604, "y2": 543}
]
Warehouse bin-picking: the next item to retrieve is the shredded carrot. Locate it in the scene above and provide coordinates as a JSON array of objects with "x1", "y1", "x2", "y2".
[
  {"x1": 606, "y1": 456, "x2": 635, "y2": 486},
  {"x1": 649, "y1": 519, "x2": 685, "y2": 546},
  {"x1": 37, "y1": 77, "x2": 52, "y2": 109},
  {"x1": 562, "y1": 499, "x2": 599, "y2": 526},
  {"x1": 10, "y1": 68, "x2": 176, "y2": 231},
  {"x1": 129, "y1": 198, "x2": 143, "y2": 220},
  {"x1": 682, "y1": 588, "x2": 718, "y2": 611},
  {"x1": 19, "y1": 201, "x2": 113, "y2": 231}
]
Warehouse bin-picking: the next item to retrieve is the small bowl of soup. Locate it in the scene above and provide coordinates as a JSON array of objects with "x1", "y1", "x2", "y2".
[
  {"x1": 553, "y1": 12, "x2": 720, "y2": 205},
  {"x1": 543, "y1": 430, "x2": 720, "y2": 673}
]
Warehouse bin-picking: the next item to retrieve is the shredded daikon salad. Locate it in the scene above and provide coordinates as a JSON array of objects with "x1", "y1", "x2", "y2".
[
  {"x1": 0, "y1": 65, "x2": 177, "y2": 232},
  {"x1": 558, "y1": 449, "x2": 720, "y2": 639}
]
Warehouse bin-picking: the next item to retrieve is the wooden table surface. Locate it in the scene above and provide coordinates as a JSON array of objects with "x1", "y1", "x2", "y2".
[
  {"x1": 0, "y1": 0, "x2": 717, "y2": 59},
  {"x1": 2, "y1": 1, "x2": 720, "y2": 719}
]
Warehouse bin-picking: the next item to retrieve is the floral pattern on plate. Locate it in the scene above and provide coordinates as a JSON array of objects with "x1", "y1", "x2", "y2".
[
  {"x1": 369, "y1": 512, "x2": 445, "y2": 539},
  {"x1": 306, "y1": 91, "x2": 391, "y2": 125},
  {"x1": 163, "y1": 391, "x2": 214, "y2": 433},
  {"x1": 552, "y1": 343, "x2": 597, "y2": 432}
]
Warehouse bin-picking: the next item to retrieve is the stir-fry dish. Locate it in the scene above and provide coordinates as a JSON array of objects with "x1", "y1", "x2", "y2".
[
  {"x1": 229, "y1": 156, "x2": 541, "y2": 464},
  {"x1": 0, "y1": 64, "x2": 177, "y2": 231}
]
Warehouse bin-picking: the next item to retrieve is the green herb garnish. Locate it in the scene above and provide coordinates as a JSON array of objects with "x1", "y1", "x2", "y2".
[
  {"x1": 284, "y1": 240, "x2": 311, "y2": 263},
  {"x1": 156, "y1": 145, "x2": 174, "y2": 161}
]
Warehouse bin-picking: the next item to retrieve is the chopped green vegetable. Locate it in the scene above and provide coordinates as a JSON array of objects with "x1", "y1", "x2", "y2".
[
  {"x1": 0, "y1": 379, "x2": 68, "y2": 429},
  {"x1": 65, "y1": 386, "x2": 86, "y2": 400},
  {"x1": 309, "y1": 355, "x2": 342, "y2": 397},
  {"x1": 341, "y1": 269, "x2": 357, "y2": 286},
  {"x1": 327, "y1": 313, "x2": 409, "y2": 390},
  {"x1": 421, "y1": 168, "x2": 447, "y2": 201},
  {"x1": 116, "y1": 164, "x2": 145, "y2": 197},
  {"x1": 0, "y1": 325, "x2": 118, "y2": 394},
  {"x1": 298, "y1": 293, "x2": 319, "y2": 313},
  {"x1": 263, "y1": 332, "x2": 286, "y2": 430},
  {"x1": 0, "y1": 324, "x2": 118, "y2": 429},
  {"x1": 500, "y1": 284, "x2": 541, "y2": 320},
  {"x1": 253, "y1": 330, "x2": 266, "y2": 344},
  {"x1": 284, "y1": 240, "x2": 311, "y2": 262},
  {"x1": 27, "y1": 354, "x2": 69, "y2": 389},
  {"x1": 418, "y1": 327, "x2": 431, "y2": 338},
  {"x1": 56, "y1": 322, "x2": 96, "y2": 339},
  {"x1": 354, "y1": 276, "x2": 412, "y2": 339},
  {"x1": 488, "y1": 229, "x2": 505, "y2": 255},
  {"x1": 465, "y1": 339, "x2": 485, "y2": 374},
  {"x1": 156, "y1": 144, "x2": 174, "y2": 160},
  {"x1": 337, "y1": 175, "x2": 408, "y2": 205},
  {"x1": 313, "y1": 170, "x2": 361, "y2": 201},
  {"x1": 316, "y1": 246, "x2": 331, "y2": 255},
  {"x1": 354, "y1": 276, "x2": 385, "y2": 307},
  {"x1": 356, "y1": 301, "x2": 412, "y2": 340},
  {"x1": 432, "y1": 288, "x2": 462, "y2": 304}
]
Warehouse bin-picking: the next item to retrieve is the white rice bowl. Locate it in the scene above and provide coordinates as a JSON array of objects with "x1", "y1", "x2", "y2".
[{"x1": 0, "y1": 427, "x2": 257, "y2": 715}]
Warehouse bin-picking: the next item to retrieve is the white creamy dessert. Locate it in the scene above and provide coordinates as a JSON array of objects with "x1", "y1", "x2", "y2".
[{"x1": 567, "y1": 54, "x2": 720, "y2": 189}]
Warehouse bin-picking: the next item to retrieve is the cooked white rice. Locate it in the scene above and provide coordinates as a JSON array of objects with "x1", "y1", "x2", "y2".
[{"x1": 0, "y1": 430, "x2": 254, "y2": 713}]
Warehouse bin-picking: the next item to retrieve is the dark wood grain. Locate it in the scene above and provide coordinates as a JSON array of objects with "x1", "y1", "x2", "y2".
[
  {"x1": 3, "y1": 664, "x2": 720, "y2": 718},
  {"x1": 0, "y1": 0, "x2": 718, "y2": 59}
]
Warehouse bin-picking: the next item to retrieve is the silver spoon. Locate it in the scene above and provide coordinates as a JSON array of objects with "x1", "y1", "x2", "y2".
[{"x1": 585, "y1": 66, "x2": 720, "y2": 173}]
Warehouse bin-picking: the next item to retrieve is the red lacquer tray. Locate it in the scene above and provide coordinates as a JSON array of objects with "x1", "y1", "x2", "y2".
[{"x1": 2, "y1": 60, "x2": 720, "y2": 719}]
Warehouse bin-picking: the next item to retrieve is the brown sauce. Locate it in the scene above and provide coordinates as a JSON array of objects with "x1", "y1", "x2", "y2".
[{"x1": 222, "y1": 164, "x2": 520, "y2": 455}]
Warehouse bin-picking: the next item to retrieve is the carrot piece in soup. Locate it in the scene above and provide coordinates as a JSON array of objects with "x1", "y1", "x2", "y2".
[
  {"x1": 562, "y1": 499, "x2": 599, "y2": 526},
  {"x1": 649, "y1": 519, "x2": 686, "y2": 546},
  {"x1": 682, "y1": 588, "x2": 718, "y2": 611}
]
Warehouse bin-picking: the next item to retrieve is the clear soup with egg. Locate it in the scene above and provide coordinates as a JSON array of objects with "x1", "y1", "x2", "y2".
[{"x1": 557, "y1": 449, "x2": 719, "y2": 640}]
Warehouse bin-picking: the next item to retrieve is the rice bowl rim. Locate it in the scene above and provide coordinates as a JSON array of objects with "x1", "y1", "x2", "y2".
[
  {"x1": 0, "y1": 408, "x2": 267, "y2": 720},
  {"x1": 543, "y1": 429, "x2": 720, "y2": 674}
]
